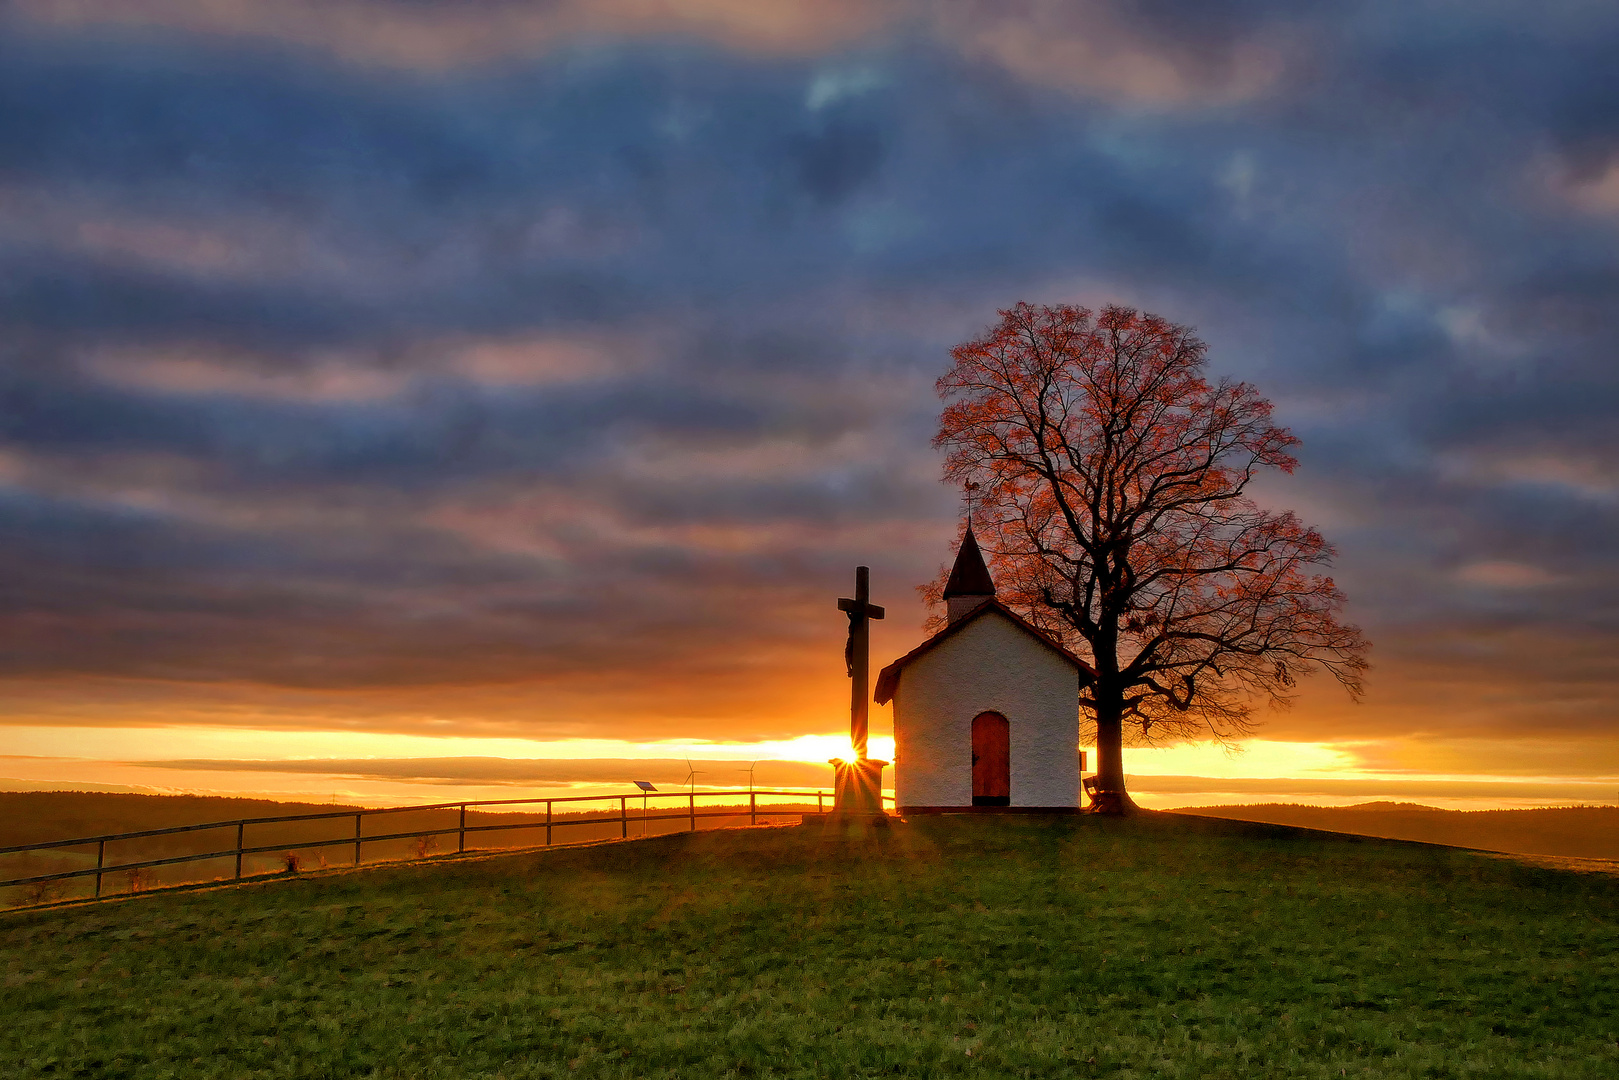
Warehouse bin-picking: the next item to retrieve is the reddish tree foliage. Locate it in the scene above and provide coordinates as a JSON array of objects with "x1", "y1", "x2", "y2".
[{"x1": 933, "y1": 303, "x2": 1369, "y2": 813}]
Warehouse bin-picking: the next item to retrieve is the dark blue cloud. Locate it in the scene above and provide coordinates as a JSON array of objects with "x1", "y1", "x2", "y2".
[{"x1": 0, "y1": 4, "x2": 1616, "y2": 747}]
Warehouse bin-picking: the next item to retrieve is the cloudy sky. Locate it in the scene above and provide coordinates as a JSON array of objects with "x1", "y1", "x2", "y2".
[{"x1": 2, "y1": 0, "x2": 1616, "y2": 806}]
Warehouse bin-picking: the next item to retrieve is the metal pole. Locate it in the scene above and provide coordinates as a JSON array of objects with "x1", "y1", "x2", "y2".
[
  {"x1": 689, "y1": 792, "x2": 695, "y2": 832},
  {"x1": 95, "y1": 839, "x2": 104, "y2": 898},
  {"x1": 458, "y1": 804, "x2": 466, "y2": 854},
  {"x1": 235, "y1": 822, "x2": 244, "y2": 880},
  {"x1": 354, "y1": 813, "x2": 362, "y2": 866},
  {"x1": 620, "y1": 796, "x2": 627, "y2": 839},
  {"x1": 546, "y1": 801, "x2": 552, "y2": 846}
]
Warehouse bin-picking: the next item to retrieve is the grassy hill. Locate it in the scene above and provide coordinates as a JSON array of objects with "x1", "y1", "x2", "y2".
[
  {"x1": 3, "y1": 814, "x2": 1618, "y2": 1079},
  {"x1": 0, "y1": 791, "x2": 367, "y2": 846},
  {"x1": 1177, "y1": 802, "x2": 1619, "y2": 861},
  {"x1": 0, "y1": 791, "x2": 817, "y2": 850}
]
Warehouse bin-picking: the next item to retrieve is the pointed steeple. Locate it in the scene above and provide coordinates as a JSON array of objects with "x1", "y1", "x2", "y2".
[{"x1": 943, "y1": 526, "x2": 995, "y2": 623}]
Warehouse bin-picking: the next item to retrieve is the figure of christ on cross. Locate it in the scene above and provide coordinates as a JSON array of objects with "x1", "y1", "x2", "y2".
[
  {"x1": 838, "y1": 565, "x2": 885, "y2": 758},
  {"x1": 832, "y1": 566, "x2": 888, "y2": 817}
]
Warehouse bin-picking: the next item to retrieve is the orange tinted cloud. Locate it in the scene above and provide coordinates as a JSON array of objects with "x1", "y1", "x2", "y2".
[
  {"x1": 933, "y1": 0, "x2": 1290, "y2": 106},
  {"x1": 0, "y1": 187, "x2": 343, "y2": 282},
  {"x1": 77, "y1": 330, "x2": 654, "y2": 405},
  {"x1": 82, "y1": 347, "x2": 411, "y2": 403},
  {"x1": 13, "y1": 0, "x2": 1294, "y2": 107},
  {"x1": 12, "y1": 0, "x2": 896, "y2": 68}
]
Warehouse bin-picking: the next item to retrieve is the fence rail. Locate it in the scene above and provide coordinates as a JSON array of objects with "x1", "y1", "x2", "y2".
[{"x1": 0, "y1": 788, "x2": 894, "y2": 907}]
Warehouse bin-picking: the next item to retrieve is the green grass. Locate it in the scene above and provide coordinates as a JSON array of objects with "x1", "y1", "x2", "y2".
[{"x1": 3, "y1": 813, "x2": 1618, "y2": 1079}]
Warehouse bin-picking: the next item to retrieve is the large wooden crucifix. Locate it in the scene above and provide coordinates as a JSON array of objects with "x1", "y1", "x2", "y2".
[{"x1": 837, "y1": 565, "x2": 885, "y2": 759}]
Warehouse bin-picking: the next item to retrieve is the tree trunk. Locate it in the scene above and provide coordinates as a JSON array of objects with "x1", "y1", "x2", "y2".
[{"x1": 1090, "y1": 689, "x2": 1138, "y2": 815}]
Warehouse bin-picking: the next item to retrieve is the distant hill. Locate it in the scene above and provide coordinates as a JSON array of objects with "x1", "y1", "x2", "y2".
[
  {"x1": 14, "y1": 791, "x2": 1619, "y2": 884},
  {"x1": 1175, "y1": 802, "x2": 1619, "y2": 861},
  {"x1": 0, "y1": 791, "x2": 362, "y2": 849},
  {"x1": 0, "y1": 789, "x2": 816, "y2": 904},
  {"x1": 0, "y1": 791, "x2": 382, "y2": 898}
]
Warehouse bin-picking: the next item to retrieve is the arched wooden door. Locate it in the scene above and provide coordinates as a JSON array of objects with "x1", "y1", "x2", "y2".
[{"x1": 971, "y1": 711, "x2": 1010, "y2": 806}]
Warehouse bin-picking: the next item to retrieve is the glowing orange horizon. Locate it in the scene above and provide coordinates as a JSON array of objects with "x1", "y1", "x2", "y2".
[{"x1": 3, "y1": 724, "x2": 1615, "y2": 814}]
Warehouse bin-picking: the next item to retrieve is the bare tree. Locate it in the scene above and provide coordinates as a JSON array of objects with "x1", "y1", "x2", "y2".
[{"x1": 934, "y1": 303, "x2": 1369, "y2": 813}]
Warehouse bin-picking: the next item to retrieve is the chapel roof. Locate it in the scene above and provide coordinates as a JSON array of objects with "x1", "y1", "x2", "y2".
[
  {"x1": 873, "y1": 599, "x2": 1096, "y2": 704},
  {"x1": 941, "y1": 527, "x2": 996, "y2": 598}
]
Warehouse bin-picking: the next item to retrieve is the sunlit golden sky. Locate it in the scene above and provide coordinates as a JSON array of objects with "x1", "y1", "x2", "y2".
[{"x1": 2, "y1": 1, "x2": 1617, "y2": 810}]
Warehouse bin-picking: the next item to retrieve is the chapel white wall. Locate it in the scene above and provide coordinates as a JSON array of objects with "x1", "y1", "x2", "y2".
[{"x1": 890, "y1": 612, "x2": 1080, "y2": 809}]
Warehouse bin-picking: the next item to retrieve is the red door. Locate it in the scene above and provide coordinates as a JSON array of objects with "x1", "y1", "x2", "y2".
[{"x1": 971, "y1": 712, "x2": 1010, "y2": 806}]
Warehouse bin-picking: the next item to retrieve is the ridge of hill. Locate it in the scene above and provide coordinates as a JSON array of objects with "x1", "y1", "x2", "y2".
[
  {"x1": 13, "y1": 791, "x2": 1619, "y2": 864},
  {"x1": 0, "y1": 791, "x2": 363, "y2": 848},
  {"x1": 1176, "y1": 802, "x2": 1619, "y2": 861},
  {"x1": 0, "y1": 789, "x2": 815, "y2": 905}
]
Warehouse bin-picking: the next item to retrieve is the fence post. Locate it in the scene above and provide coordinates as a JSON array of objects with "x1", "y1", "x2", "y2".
[
  {"x1": 750, "y1": 791, "x2": 756, "y2": 826},
  {"x1": 689, "y1": 793, "x2": 695, "y2": 833},
  {"x1": 458, "y1": 804, "x2": 467, "y2": 854},
  {"x1": 354, "y1": 813, "x2": 362, "y2": 866},
  {"x1": 235, "y1": 822, "x2": 244, "y2": 880},
  {"x1": 95, "y1": 839, "x2": 105, "y2": 898},
  {"x1": 546, "y1": 801, "x2": 553, "y2": 846},
  {"x1": 818, "y1": 791, "x2": 824, "y2": 814},
  {"x1": 620, "y1": 796, "x2": 628, "y2": 839}
]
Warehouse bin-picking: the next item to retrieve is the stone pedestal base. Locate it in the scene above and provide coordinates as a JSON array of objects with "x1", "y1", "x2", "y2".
[{"x1": 829, "y1": 757, "x2": 887, "y2": 816}]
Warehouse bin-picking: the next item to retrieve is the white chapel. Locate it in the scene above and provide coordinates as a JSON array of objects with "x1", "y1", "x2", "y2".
[{"x1": 874, "y1": 528, "x2": 1095, "y2": 812}]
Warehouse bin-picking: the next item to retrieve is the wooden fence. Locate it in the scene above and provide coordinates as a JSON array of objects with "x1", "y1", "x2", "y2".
[{"x1": 0, "y1": 788, "x2": 894, "y2": 909}]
